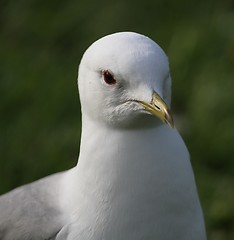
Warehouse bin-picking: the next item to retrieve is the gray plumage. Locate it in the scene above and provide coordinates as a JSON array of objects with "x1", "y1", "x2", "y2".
[{"x1": 0, "y1": 173, "x2": 65, "y2": 239}]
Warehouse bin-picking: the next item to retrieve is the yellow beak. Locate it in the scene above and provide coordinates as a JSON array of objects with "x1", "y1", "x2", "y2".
[{"x1": 134, "y1": 91, "x2": 174, "y2": 128}]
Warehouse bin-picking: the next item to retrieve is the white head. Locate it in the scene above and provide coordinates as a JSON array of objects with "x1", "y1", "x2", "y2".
[{"x1": 78, "y1": 32, "x2": 173, "y2": 128}]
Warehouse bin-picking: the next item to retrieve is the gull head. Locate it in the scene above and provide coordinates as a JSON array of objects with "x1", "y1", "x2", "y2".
[{"x1": 78, "y1": 32, "x2": 174, "y2": 128}]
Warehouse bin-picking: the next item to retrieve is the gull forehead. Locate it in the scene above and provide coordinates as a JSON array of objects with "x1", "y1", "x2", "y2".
[{"x1": 81, "y1": 32, "x2": 169, "y2": 75}]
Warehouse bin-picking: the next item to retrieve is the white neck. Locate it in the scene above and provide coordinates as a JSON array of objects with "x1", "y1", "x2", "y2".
[{"x1": 60, "y1": 114, "x2": 205, "y2": 239}]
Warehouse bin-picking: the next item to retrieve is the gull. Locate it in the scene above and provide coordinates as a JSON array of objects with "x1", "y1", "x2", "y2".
[{"x1": 0, "y1": 32, "x2": 206, "y2": 240}]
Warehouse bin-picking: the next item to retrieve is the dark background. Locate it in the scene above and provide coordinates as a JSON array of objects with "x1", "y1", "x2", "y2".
[{"x1": 0, "y1": 0, "x2": 233, "y2": 239}]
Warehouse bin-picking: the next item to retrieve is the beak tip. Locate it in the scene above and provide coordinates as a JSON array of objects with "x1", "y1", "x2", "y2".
[
  {"x1": 169, "y1": 122, "x2": 175, "y2": 128},
  {"x1": 165, "y1": 111, "x2": 174, "y2": 128}
]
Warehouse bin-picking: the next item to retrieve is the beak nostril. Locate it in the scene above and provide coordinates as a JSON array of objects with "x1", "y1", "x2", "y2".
[{"x1": 154, "y1": 105, "x2": 160, "y2": 110}]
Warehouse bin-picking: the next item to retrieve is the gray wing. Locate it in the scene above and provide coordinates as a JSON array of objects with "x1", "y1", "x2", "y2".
[{"x1": 0, "y1": 172, "x2": 65, "y2": 240}]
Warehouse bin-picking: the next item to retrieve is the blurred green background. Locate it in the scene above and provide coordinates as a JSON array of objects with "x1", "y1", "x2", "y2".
[{"x1": 0, "y1": 0, "x2": 233, "y2": 239}]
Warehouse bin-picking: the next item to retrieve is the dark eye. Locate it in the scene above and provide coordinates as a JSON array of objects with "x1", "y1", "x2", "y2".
[{"x1": 102, "y1": 70, "x2": 116, "y2": 85}]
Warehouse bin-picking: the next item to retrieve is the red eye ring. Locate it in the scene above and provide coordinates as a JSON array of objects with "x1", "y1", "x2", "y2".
[{"x1": 102, "y1": 70, "x2": 116, "y2": 85}]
